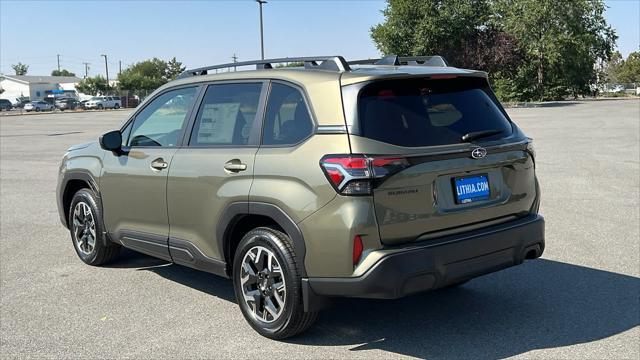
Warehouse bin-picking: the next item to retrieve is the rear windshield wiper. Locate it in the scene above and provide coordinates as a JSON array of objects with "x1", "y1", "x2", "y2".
[{"x1": 461, "y1": 129, "x2": 504, "y2": 142}]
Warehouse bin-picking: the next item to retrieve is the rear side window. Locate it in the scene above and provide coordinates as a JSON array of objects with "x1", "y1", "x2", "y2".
[
  {"x1": 262, "y1": 83, "x2": 313, "y2": 145},
  {"x1": 357, "y1": 77, "x2": 512, "y2": 147},
  {"x1": 189, "y1": 83, "x2": 262, "y2": 146}
]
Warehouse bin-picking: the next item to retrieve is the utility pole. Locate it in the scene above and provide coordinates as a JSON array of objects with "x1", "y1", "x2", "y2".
[
  {"x1": 256, "y1": 0, "x2": 267, "y2": 60},
  {"x1": 119, "y1": 60, "x2": 122, "y2": 76},
  {"x1": 232, "y1": 53, "x2": 238, "y2": 71},
  {"x1": 82, "y1": 62, "x2": 90, "y2": 78},
  {"x1": 56, "y1": 54, "x2": 60, "y2": 72},
  {"x1": 101, "y1": 54, "x2": 109, "y2": 93}
]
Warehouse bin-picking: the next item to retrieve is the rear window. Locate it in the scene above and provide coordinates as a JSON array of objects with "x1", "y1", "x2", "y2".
[{"x1": 357, "y1": 77, "x2": 512, "y2": 147}]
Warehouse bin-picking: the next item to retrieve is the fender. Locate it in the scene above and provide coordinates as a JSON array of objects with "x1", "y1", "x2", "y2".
[
  {"x1": 217, "y1": 201, "x2": 307, "y2": 277},
  {"x1": 57, "y1": 170, "x2": 100, "y2": 228}
]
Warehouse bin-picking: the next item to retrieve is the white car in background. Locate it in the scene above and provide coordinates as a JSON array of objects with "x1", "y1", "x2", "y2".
[
  {"x1": 24, "y1": 101, "x2": 54, "y2": 112},
  {"x1": 84, "y1": 96, "x2": 122, "y2": 110}
]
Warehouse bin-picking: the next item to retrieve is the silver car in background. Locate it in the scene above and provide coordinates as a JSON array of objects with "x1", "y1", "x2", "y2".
[
  {"x1": 23, "y1": 101, "x2": 54, "y2": 112},
  {"x1": 84, "y1": 96, "x2": 122, "y2": 110}
]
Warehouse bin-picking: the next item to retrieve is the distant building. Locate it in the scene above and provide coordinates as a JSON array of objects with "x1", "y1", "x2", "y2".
[{"x1": 0, "y1": 74, "x2": 82, "y2": 103}]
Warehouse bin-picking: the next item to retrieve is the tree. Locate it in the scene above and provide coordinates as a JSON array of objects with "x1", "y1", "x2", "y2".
[
  {"x1": 372, "y1": 0, "x2": 490, "y2": 61},
  {"x1": 51, "y1": 69, "x2": 76, "y2": 77},
  {"x1": 11, "y1": 62, "x2": 28, "y2": 75},
  {"x1": 618, "y1": 52, "x2": 640, "y2": 84},
  {"x1": 602, "y1": 51, "x2": 624, "y2": 83},
  {"x1": 492, "y1": 0, "x2": 617, "y2": 100},
  {"x1": 75, "y1": 76, "x2": 108, "y2": 96},
  {"x1": 371, "y1": 0, "x2": 524, "y2": 97},
  {"x1": 370, "y1": 0, "x2": 618, "y2": 101},
  {"x1": 118, "y1": 58, "x2": 169, "y2": 96},
  {"x1": 166, "y1": 57, "x2": 186, "y2": 80}
]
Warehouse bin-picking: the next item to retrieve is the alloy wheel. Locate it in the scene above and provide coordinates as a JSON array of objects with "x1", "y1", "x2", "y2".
[
  {"x1": 72, "y1": 202, "x2": 96, "y2": 255},
  {"x1": 240, "y1": 246, "x2": 287, "y2": 323}
]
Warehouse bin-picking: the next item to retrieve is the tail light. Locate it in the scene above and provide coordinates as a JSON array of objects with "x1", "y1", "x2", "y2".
[{"x1": 320, "y1": 154, "x2": 409, "y2": 195}]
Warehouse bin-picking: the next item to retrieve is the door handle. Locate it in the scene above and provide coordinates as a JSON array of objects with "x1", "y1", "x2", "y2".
[
  {"x1": 224, "y1": 159, "x2": 247, "y2": 172},
  {"x1": 150, "y1": 158, "x2": 168, "y2": 171}
]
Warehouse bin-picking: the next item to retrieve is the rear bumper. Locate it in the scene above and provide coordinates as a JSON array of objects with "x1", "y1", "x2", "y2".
[{"x1": 305, "y1": 214, "x2": 544, "y2": 305}]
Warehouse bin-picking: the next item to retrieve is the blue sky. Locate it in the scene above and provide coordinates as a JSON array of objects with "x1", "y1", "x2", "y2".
[{"x1": 1, "y1": 0, "x2": 638, "y2": 77}]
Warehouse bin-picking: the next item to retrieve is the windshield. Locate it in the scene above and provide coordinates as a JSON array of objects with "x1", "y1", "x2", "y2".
[
  {"x1": 357, "y1": 77, "x2": 512, "y2": 147},
  {"x1": 90, "y1": 97, "x2": 102, "y2": 101}
]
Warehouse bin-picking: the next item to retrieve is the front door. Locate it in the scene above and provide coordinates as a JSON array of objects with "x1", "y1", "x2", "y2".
[{"x1": 101, "y1": 86, "x2": 199, "y2": 260}]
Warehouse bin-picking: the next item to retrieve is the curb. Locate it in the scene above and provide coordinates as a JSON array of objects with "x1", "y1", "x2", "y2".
[
  {"x1": 0, "y1": 108, "x2": 130, "y2": 117},
  {"x1": 503, "y1": 97, "x2": 639, "y2": 108}
]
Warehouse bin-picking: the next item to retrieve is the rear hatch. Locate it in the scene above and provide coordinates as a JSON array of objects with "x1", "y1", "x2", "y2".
[{"x1": 342, "y1": 76, "x2": 537, "y2": 246}]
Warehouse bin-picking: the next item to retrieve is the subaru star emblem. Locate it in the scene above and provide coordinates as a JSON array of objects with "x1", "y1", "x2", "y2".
[{"x1": 471, "y1": 147, "x2": 487, "y2": 159}]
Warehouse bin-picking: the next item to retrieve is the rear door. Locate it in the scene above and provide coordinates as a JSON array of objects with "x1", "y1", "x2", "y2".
[
  {"x1": 166, "y1": 81, "x2": 266, "y2": 270},
  {"x1": 345, "y1": 76, "x2": 537, "y2": 245}
]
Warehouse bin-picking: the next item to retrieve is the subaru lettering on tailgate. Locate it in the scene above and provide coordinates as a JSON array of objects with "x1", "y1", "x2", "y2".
[{"x1": 454, "y1": 175, "x2": 490, "y2": 204}]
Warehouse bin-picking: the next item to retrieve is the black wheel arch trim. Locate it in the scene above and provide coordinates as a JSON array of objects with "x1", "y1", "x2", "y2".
[
  {"x1": 217, "y1": 201, "x2": 307, "y2": 277},
  {"x1": 58, "y1": 171, "x2": 100, "y2": 229}
]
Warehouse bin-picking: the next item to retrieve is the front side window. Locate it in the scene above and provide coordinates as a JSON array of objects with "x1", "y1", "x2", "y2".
[
  {"x1": 128, "y1": 87, "x2": 197, "y2": 147},
  {"x1": 189, "y1": 83, "x2": 263, "y2": 146},
  {"x1": 262, "y1": 83, "x2": 313, "y2": 145}
]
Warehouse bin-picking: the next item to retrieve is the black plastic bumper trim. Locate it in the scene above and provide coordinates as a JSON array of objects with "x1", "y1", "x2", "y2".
[{"x1": 307, "y1": 214, "x2": 545, "y2": 299}]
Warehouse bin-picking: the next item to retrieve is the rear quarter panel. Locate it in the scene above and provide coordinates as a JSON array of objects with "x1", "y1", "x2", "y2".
[{"x1": 250, "y1": 134, "x2": 350, "y2": 223}]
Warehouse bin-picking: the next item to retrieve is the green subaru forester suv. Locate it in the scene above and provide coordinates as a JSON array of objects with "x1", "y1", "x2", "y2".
[{"x1": 57, "y1": 55, "x2": 544, "y2": 339}]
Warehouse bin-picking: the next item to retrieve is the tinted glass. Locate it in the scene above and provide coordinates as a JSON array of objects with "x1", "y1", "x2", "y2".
[
  {"x1": 262, "y1": 83, "x2": 313, "y2": 145},
  {"x1": 357, "y1": 77, "x2": 512, "y2": 147},
  {"x1": 189, "y1": 83, "x2": 262, "y2": 146},
  {"x1": 128, "y1": 87, "x2": 197, "y2": 147}
]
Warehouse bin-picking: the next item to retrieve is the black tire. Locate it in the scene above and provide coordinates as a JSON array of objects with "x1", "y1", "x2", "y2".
[
  {"x1": 233, "y1": 227, "x2": 317, "y2": 339},
  {"x1": 114, "y1": 104, "x2": 120, "y2": 109},
  {"x1": 97, "y1": 104, "x2": 103, "y2": 110},
  {"x1": 35, "y1": 108, "x2": 40, "y2": 112},
  {"x1": 68, "y1": 188, "x2": 121, "y2": 265}
]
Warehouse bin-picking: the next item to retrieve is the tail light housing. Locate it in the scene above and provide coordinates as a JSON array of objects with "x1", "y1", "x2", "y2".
[{"x1": 320, "y1": 154, "x2": 409, "y2": 195}]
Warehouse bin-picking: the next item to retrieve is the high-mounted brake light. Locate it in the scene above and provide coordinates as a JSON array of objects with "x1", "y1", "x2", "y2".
[
  {"x1": 320, "y1": 155, "x2": 410, "y2": 195},
  {"x1": 377, "y1": 90, "x2": 396, "y2": 99},
  {"x1": 430, "y1": 74, "x2": 458, "y2": 79}
]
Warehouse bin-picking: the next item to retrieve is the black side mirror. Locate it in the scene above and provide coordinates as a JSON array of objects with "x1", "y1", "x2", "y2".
[{"x1": 99, "y1": 130, "x2": 122, "y2": 153}]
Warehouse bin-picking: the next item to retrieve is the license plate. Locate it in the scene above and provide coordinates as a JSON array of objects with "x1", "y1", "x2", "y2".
[{"x1": 454, "y1": 174, "x2": 490, "y2": 204}]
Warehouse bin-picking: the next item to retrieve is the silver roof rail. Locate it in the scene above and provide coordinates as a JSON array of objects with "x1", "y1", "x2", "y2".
[
  {"x1": 177, "y1": 56, "x2": 351, "y2": 79},
  {"x1": 349, "y1": 55, "x2": 448, "y2": 67}
]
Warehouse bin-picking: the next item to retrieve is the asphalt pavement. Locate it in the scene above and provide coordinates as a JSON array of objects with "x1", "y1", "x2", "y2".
[{"x1": 1, "y1": 100, "x2": 638, "y2": 359}]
